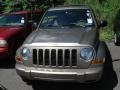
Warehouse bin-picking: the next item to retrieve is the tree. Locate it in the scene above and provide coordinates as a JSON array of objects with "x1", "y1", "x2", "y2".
[
  {"x1": 98, "y1": 0, "x2": 107, "y2": 4},
  {"x1": 4, "y1": 0, "x2": 15, "y2": 12},
  {"x1": 4, "y1": 0, "x2": 65, "y2": 12},
  {"x1": 40, "y1": 0, "x2": 65, "y2": 10},
  {"x1": 4, "y1": 0, "x2": 42, "y2": 12}
]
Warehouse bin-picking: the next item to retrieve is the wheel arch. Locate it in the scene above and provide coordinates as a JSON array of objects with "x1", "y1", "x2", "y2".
[{"x1": 96, "y1": 41, "x2": 106, "y2": 60}]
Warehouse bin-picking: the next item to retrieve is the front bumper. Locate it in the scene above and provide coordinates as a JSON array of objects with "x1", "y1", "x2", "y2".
[{"x1": 16, "y1": 64, "x2": 103, "y2": 83}]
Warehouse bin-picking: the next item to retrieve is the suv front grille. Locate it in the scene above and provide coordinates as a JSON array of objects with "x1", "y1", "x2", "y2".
[{"x1": 32, "y1": 49, "x2": 77, "y2": 67}]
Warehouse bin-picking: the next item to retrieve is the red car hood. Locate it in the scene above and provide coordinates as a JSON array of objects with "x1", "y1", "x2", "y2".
[{"x1": 0, "y1": 26, "x2": 23, "y2": 39}]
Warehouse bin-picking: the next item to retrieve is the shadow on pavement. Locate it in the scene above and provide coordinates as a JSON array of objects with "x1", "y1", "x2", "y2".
[
  {"x1": 0, "y1": 84, "x2": 7, "y2": 90},
  {"x1": 29, "y1": 43, "x2": 118, "y2": 90},
  {"x1": 0, "y1": 56, "x2": 15, "y2": 69},
  {"x1": 113, "y1": 59, "x2": 120, "y2": 62},
  {"x1": 0, "y1": 41, "x2": 21, "y2": 69}
]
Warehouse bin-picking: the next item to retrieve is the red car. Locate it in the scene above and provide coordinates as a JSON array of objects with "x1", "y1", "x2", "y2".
[{"x1": 0, "y1": 10, "x2": 42, "y2": 59}]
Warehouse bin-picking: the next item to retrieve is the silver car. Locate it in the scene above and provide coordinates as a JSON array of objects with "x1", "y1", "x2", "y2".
[{"x1": 15, "y1": 5, "x2": 107, "y2": 83}]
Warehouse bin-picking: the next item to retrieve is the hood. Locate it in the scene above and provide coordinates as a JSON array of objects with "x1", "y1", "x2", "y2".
[
  {"x1": 0, "y1": 26, "x2": 23, "y2": 39},
  {"x1": 24, "y1": 27, "x2": 99, "y2": 46}
]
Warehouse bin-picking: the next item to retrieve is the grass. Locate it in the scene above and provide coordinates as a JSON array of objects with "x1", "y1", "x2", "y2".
[{"x1": 100, "y1": 29, "x2": 114, "y2": 41}]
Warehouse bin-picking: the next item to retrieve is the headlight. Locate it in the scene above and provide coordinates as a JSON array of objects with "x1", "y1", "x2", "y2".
[
  {"x1": 21, "y1": 47, "x2": 31, "y2": 59},
  {"x1": 0, "y1": 40, "x2": 8, "y2": 47},
  {"x1": 80, "y1": 47, "x2": 95, "y2": 61}
]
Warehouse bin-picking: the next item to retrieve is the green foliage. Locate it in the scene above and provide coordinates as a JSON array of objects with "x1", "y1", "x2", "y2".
[
  {"x1": 4, "y1": 0, "x2": 65, "y2": 12},
  {"x1": 40, "y1": 0, "x2": 65, "y2": 10},
  {"x1": 64, "y1": 0, "x2": 120, "y2": 41},
  {"x1": 4, "y1": 0, "x2": 42, "y2": 12},
  {"x1": 4, "y1": 0, "x2": 15, "y2": 12}
]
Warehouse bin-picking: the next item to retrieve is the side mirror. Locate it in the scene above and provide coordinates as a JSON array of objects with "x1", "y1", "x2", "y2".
[
  {"x1": 32, "y1": 22, "x2": 38, "y2": 29},
  {"x1": 98, "y1": 20, "x2": 107, "y2": 28}
]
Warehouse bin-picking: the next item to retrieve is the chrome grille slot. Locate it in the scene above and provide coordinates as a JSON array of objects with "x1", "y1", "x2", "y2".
[
  {"x1": 45, "y1": 49, "x2": 49, "y2": 65},
  {"x1": 39, "y1": 49, "x2": 43, "y2": 65},
  {"x1": 51, "y1": 49, "x2": 56, "y2": 66},
  {"x1": 72, "y1": 49, "x2": 77, "y2": 66},
  {"x1": 58, "y1": 49, "x2": 63, "y2": 66},
  {"x1": 33, "y1": 49, "x2": 37, "y2": 64},
  {"x1": 64, "y1": 49, "x2": 70, "y2": 66},
  {"x1": 32, "y1": 48, "x2": 77, "y2": 67}
]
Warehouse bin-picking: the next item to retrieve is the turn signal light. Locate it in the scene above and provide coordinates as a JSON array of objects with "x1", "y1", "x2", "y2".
[
  {"x1": 91, "y1": 59, "x2": 105, "y2": 64},
  {"x1": 15, "y1": 56, "x2": 23, "y2": 63}
]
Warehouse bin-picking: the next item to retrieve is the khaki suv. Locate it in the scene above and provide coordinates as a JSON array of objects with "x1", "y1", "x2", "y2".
[{"x1": 15, "y1": 5, "x2": 107, "y2": 83}]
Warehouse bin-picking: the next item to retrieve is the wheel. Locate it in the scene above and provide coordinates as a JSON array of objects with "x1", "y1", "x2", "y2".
[{"x1": 114, "y1": 33, "x2": 120, "y2": 46}]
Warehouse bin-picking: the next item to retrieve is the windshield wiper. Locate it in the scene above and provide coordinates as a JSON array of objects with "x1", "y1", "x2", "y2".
[{"x1": 65, "y1": 23, "x2": 86, "y2": 28}]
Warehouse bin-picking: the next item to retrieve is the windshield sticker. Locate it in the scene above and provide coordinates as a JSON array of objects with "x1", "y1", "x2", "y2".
[
  {"x1": 87, "y1": 18, "x2": 93, "y2": 24},
  {"x1": 87, "y1": 13, "x2": 90, "y2": 17},
  {"x1": 21, "y1": 17, "x2": 25, "y2": 23},
  {"x1": 87, "y1": 12, "x2": 92, "y2": 18},
  {"x1": 87, "y1": 10, "x2": 90, "y2": 13},
  {"x1": 86, "y1": 12, "x2": 93, "y2": 24}
]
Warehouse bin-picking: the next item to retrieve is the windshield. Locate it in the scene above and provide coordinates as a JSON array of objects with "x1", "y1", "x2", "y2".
[
  {"x1": 0, "y1": 14, "x2": 25, "y2": 26},
  {"x1": 40, "y1": 9, "x2": 95, "y2": 28}
]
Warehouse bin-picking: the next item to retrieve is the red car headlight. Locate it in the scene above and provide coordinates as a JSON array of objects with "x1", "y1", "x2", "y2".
[{"x1": 0, "y1": 40, "x2": 8, "y2": 47}]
